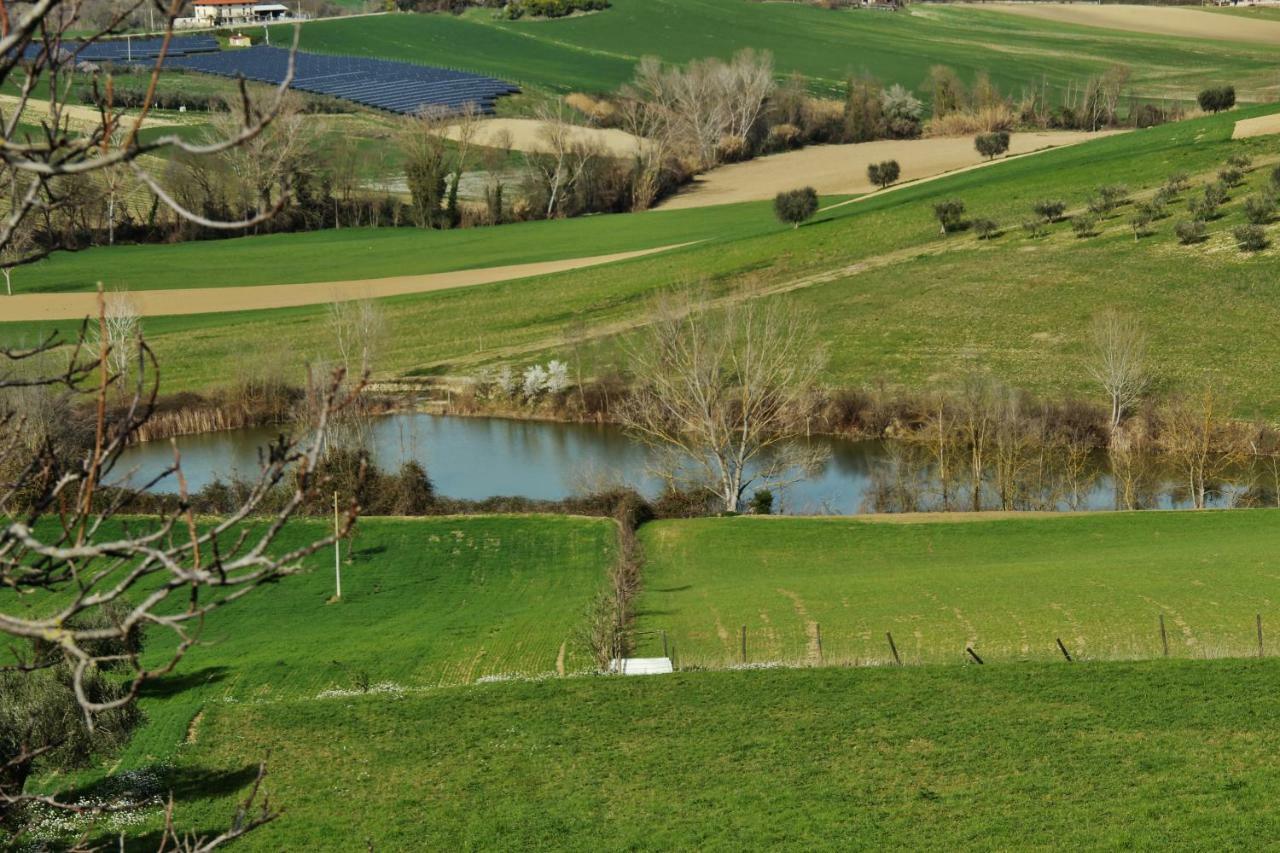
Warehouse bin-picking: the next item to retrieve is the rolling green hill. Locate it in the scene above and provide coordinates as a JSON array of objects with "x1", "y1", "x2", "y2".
[
  {"x1": 268, "y1": 2, "x2": 1280, "y2": 102},
  {"x1": 635, "y1": 511, "x2": 1280, "y2": 667},
  {"x1": 6, "y1": 105, "x2": 1278, "y2": 413}
]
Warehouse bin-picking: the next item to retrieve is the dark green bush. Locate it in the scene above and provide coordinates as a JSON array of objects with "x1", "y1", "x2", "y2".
[
  {"x1": 974, "y1": 131, "x2": 1010, "y2": 160},
  {"x1": 1197, "y1": 86, "x2": 1236, "y2": 114},
  {"x1": 973, "y1": 218, "x2": 999, "y2": 240},
  {"x1": 774, "y1": 187, "x2": 820, "y2": 228}
]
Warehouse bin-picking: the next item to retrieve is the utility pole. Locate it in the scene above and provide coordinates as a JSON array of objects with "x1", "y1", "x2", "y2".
[{"x1": 333, "y1": 491, "x2": 342, "y2": 600}]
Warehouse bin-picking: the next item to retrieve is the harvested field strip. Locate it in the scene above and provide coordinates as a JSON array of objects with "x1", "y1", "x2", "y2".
[
  {"x1": 659, "y1": 130, "x2": 1117, "y2": 210},
  {"x1": 989, "y1": 2, "x2": 1280, "y2": 46},
  {"x1": 636, "y1": 512, "x2": 1280, "y2": 667},
  {"x1": 2, "y1": 243, "x2": 694, "y2": 321}
]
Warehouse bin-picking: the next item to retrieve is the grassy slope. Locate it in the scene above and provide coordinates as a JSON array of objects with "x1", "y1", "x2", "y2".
[
  {"x1": 270, "y1": 2, "x2": 1278, "y2": 102},
  {"x1": 30, "y1": 516, "x2": 618, "y2": 769},
  {"x1": 635, "y1": 511, "x2": 1280, "y2": 666},
  {"x1": 4, "y1": 108, "x2": 1278, "y2": 409},
  {"x1": 116, "y1": 660, "x2": 1280, "y2": 849},
  {"x1": 2, "y1": 197, "x2": 787, "y2": 295}
]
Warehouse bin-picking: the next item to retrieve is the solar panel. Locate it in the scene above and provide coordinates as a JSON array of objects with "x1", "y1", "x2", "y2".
[{"x1": 166, "y1": 45, "x2": 518, "y2": 116}]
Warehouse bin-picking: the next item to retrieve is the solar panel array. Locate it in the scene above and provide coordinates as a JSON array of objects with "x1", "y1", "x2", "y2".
[
  {"x1": 169, "y1": 46, "x2": 519, "y2": 116},
  {"x1": 24, "y1": 35, "x2": 220, "y2": 63}
]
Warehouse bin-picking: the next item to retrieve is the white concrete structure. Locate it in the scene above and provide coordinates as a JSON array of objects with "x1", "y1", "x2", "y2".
[{"x1": 610, "y1": 658, "x2": 674, "y2": 676}]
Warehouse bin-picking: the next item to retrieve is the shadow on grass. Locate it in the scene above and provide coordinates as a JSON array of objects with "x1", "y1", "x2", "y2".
[
  {"x1": 74, "y1": 765, "x2": 268, "y2": 850},
  {"x1": 138, "y1": 666, "x2": 229, "y2": 699}
]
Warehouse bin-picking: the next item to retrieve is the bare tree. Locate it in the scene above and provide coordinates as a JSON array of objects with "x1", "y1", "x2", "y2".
[
  {"x1": 208, "y1": 92, "x2": 311, "y2": 228},
  {"x1": 0, "y1": 212, "x2": 33, "y2": 296},
  {"x1": 0, "y1": 4, "x2": 338, "y2": 844},
  {"x1": 617, "y1": 293, "x2": 827, "y2": 512},
  {"x1": 1088, "y1": 309, "x2": 1149, "y2": 431},
  {"x1": 0, "y1": 295, "x2": 359, "y2": 845},
  {"x1": 1157, "y1": 387, "x2": 1242, "y2": 509},
  {"x1": 529, "y1": 99, "x2": 600, "y2": 219}
]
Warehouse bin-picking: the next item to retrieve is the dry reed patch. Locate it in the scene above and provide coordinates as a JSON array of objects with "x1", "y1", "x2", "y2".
[{"x1": 988, "y1": 3, "x2": 1280, "y2": 45}]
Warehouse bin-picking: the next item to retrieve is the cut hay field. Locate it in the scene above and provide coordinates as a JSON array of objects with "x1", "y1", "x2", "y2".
[
  {"x1": 658, "y1": 129, "x2": 1112, "y2": 209},
  {"x1": 269, "y1": 1, "x2": 1280, "y2": 103},
  {"x1": 992, "y1": 2, "x2": 1280, "y2": 45},
  {"x1": 635, "y1": 511, "x2": 1280, "y2": 667}
]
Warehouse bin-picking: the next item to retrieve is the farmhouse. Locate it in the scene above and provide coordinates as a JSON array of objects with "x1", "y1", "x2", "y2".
[{"x1": 191, "y1": 0, "x2": 294, "y2": 25}]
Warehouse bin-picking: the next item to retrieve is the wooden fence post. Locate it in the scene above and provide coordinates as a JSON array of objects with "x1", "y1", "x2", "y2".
[
  {"x1": 1258, "y1": 614, "x2": 1264, "y2": 658},
  {"x1": 1159, "y1": 614, "x2": 1169, "y2": 658},
  {"x1": 740, "y1": 624, "x2": 747, "y2": 664},
  {"x1": 1056, "y1": 638, "x2": 1073, "y2": 662},
  {"x1": 886, "y1": 631, "x2": 902, "y2": 666},
  {"x1": 815, "y1": 623, "x2": 823, "y2": 664},
  {"x1": 966, "y1": 646, "x2": 984, "y2": 665},
  {"x1": 662, "y1": 630, "x2": 669, "y2": 659}
]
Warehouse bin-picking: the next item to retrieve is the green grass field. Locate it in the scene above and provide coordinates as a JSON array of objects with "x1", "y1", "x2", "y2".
[
  {"x1": 66, "y1": 660, "x2": 1280, "y2": 849},
  {"x1": 635, "y1": 511, "x2": 1280, "y2": 667},
  {"x1": 269, "y1": 3, "x2": 1280, "y2": 104},
  {"x1": 11, "y1": 515, "x2": 618, "y2": 779},
  {"x1": 1, "y1": 196, "x2": 790, "y2": 295},
  {"x1": 18, "y1": 510, "x2": 1280, "y2": 849}
]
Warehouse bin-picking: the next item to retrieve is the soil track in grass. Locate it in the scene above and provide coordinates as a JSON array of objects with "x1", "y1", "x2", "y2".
[
  {"x1": 990, "y1": 2, "x2": 1280, "y2": 45},
  {"x1": 658, "y1": 130, "x2": 1115, "y2": 210}
]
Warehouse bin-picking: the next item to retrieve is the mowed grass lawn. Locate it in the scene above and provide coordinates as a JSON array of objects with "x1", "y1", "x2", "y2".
[
  {"x1": 12, "y1": 515, "x2": 617, "y2": 775},
  {"x1": 273, "y1": 2, "x2": 1280, "y2": 102},
  {"x1": 105, "y1": 661, "x2": 1280, "y2": 849},
  {"x1": 636, "y1": 511, "x2": 1280, "y2": 667}
]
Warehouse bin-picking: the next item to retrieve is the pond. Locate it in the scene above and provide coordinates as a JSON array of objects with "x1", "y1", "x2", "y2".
[{"x1": 115, "y1": 413, "x2": 1257, "y2": 515}]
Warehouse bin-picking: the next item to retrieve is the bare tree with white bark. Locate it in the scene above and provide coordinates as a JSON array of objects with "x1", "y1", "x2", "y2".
[
  {"x1": 617, "y1": 293, "x2": 827, "y2": 513},
  {"x1": 1088, "y1": 309, "x2": 1150, "y2": 432}
]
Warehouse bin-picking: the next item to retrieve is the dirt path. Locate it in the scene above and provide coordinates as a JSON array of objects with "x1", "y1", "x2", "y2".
[
  {"x1": 440, "y1": 117, "x2": 646, "y2": 157},
  {"x1": 2, "y1": 243, "x2": 694, "y2": 321},
  {"x1": 657, "y1": 131, "x2": 1117, "y2": 210},
  {"x1": 988, "y1": 3, "x2": 1280, "y2": 44}
]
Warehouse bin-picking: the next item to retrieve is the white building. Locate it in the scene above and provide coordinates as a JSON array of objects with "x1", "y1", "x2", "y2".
[{"x1": 190, "y1": 0, "x2": 294, "y2": 26}]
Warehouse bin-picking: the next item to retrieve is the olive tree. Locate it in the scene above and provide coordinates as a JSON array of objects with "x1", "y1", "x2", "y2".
[
  {"x1": 866, "y1": 159, "x2": 900, "y2": 190},
  {"x1": 774, "y1": 186, "x2": 819, "y2": 228},
  {"x1": 974, "y1": 131, "x2": 1010, "y2": 160}
]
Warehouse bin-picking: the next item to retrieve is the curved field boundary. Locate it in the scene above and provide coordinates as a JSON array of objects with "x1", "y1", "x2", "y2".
[
  {"x1": 988, "y1": 3, "x2": 1280, "y2": 45},
  {"x1": 1233, "y1": 113, "x2": 1280, "y2": 140},
  {"x1": 2, "y1": 243, "x2": 695, "y2": 321},
  {"x1": 657, "y1": 130, "x2": 1119, "y2": 211}
]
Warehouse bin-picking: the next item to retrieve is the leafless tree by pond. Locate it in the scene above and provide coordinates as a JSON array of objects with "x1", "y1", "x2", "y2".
[{"x1": 617, "y1": 292, "x2": 827, "y2": 513}]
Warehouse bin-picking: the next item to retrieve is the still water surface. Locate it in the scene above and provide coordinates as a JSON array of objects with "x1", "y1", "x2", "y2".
[{"x1": 116, "y1": 414, "x2": 1245, "y2": 514}]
